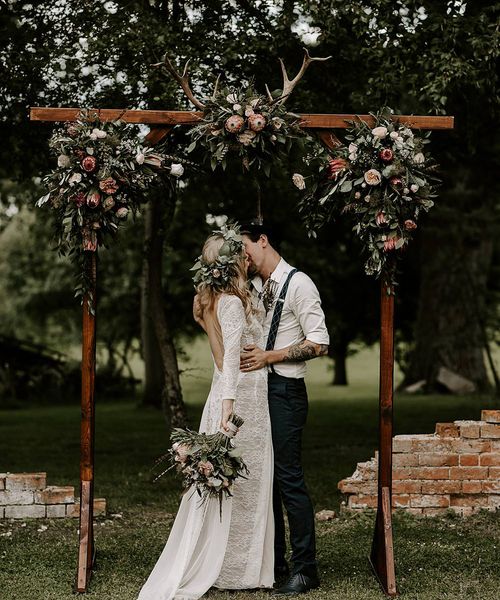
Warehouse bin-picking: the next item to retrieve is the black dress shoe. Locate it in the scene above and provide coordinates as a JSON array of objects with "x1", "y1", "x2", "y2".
[
  {"x1": 272, "y1": 572, "x2": 320, "y2": 596},
  {"x1": 274, "y1": 563, "x2": 290, "y2": 582}
]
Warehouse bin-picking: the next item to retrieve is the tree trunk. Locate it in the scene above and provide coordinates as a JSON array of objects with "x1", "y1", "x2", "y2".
[
  {"x1": 331, "y1": 339, "x2": 348, "y2": 386},
  {"x1": 140, "y1": 226, "x2": 164, "y2": 408},
  {"x1": 403, "y1": 206, "x2": 493, "y2": 393},
  {"x1": 143, "y1": 185, "x2": 187, "y2": 428}
]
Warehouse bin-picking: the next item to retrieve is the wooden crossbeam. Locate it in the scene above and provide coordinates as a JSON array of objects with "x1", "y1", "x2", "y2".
[{"x1": 29, "y1": 107, "x2": 454, "y2": 130}]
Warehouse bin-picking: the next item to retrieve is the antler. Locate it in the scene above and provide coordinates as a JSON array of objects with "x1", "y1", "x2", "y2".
[
  {"x1": 152, "y1": 54, "x2": 205, "y2": 110},
  {"x1": 275, "y1": 47, "x2": 331, "y2": 104}
]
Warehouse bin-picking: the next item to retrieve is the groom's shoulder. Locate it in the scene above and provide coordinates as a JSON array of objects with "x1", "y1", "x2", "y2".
[{"x1": 287, "y1": 269, "x2": 321, "y2": 296}]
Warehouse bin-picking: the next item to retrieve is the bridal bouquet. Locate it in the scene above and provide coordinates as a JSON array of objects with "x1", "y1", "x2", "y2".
[{"x1": 154, "y1": 414, "x2": 248, "y2": 517}]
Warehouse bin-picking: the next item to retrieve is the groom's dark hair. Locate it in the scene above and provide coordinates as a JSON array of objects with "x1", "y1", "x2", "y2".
[{"x1": 240, "y1": 220, "x2": 282, "y2": 252}]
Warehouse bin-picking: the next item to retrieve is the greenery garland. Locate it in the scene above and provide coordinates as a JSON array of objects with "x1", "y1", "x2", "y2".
[
  {"x1": 37, "y1": 110, "x2": 186, "y2": 309},
  {"x1": 297, "y1": 107, "x2": 440, "y2": 285},
  {"x1": 186, "y1": 83, "x2": 316, "y2": 176}
]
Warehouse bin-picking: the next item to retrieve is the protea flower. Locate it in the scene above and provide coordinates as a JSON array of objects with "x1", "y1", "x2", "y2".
[
  {"x1": 379, "y1": 148, "x2": 394, "y2": 162},
  {"x1": 327, "y1": 158, "x2": 348, "y2": 180},
  {"x1": 86, "y1": 190, "x2": 101, "y2": 208},
  {"x1": 225, "y1": 115, "x2": 245, "y2": 133},
  {"x1": 247, "y1": 113, "x2": 266, "y2": 132}
]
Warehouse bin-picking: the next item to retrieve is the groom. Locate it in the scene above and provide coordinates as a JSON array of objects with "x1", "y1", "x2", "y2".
[{"x1": 239, "y1": 222, "x2": 329, "y2": 596}]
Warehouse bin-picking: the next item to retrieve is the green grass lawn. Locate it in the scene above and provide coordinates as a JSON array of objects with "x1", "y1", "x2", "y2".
[{"x1": 1, "y1": 342, "x2": 499, "y2": 599}]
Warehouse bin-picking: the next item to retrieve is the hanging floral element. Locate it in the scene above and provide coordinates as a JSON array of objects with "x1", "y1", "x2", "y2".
[
  {"x1": 185, "y1": 83, "x2": 315, "y2": 177},
  {"x1": 298, "y1": 108, "x2": 440, "y2": 284},
  {"x1": 36, "y1": 109, "x2": 187, "y2": 308}
]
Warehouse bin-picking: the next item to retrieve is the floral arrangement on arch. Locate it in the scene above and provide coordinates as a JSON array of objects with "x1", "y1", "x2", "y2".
[
  {"x1": 154, "y1": 50, "x2": 330, "y2": 176},
  {"x1": 37, "y1": 110, "x2": 186, "y2": 305},
  {"x1": 297, "y1": 108, "x2": 440, "y2": 282}
]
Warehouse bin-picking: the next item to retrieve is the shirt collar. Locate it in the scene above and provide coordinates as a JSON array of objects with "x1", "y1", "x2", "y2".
[{"x1": 251, "y1": 257, "x2": 292, "y2": 292}]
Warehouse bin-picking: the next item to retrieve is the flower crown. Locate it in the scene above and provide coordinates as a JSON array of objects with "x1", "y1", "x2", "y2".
[{"x1": 191, "y1": 221, "x2": 244, "y2": 288}]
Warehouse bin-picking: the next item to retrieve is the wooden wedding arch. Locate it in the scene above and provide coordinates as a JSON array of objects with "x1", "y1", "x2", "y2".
[{"x1": 30, "y1": 104, "x2": 453, "y2": 596}]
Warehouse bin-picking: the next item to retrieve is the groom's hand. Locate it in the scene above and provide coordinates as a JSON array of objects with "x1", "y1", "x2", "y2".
[{"x1": 240, "y1": 344, "x2": 269, "y2": 372}]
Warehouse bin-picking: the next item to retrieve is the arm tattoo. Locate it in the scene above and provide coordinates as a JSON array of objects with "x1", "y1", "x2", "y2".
[{"x1": 282, "y1": 341, "x2": 329, "y2": 363}]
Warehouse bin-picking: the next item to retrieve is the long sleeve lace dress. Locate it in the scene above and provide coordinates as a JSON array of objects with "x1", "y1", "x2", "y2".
[{"x1": 137, "y1": 294, "x2": 274, "y2": 600}]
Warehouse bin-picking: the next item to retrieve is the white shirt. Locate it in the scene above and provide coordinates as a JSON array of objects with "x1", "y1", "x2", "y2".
[{"x1": 251, "y1": 258, "x2": 330, "y2": 379}]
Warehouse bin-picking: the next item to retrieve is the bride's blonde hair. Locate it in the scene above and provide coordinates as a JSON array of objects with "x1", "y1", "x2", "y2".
[{"x1": 196, "y1": 234, "x2": 253, "y2": 319}]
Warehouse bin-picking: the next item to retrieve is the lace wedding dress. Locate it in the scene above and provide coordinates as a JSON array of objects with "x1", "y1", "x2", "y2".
[{"x1": 137, "y1": 294, "x2": 274, "y2": 600}]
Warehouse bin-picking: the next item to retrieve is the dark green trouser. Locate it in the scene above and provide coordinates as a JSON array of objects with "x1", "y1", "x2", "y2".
[{"x1": 268, "y1": 372, "x2": 317, "y2": 576}]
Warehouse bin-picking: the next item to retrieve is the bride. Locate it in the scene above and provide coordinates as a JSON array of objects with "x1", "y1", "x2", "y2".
[{"x1": 137, "y1": 222, "x2": 274, "y2": 600}]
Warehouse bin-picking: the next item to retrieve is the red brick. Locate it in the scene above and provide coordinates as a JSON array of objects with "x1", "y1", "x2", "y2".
[
  {"x1": 480, "y1": 424, "x2": 500, "y2": 439},
  {"x1": 460, "y1": 454, "x2": 479, "y2": 466},
  {"x1": 479, "y1": 453, "x2": 500, "y2": 466},
  {"x1": 451, "y1": 439, "x2": 491, "y2": 454},
  {"x1": 435, "y1": 423, "x2": 460, "y2": 438},
  {"x1": 423, "y1": 508, "x2": 449, "y2": 516},
  {"x1": 488, "y1": 496, "x2": 500, "y2": 509},
  {"x1": 421, "y1": 480, "x2": 461, "y2": 494},
  {"x1": 418, "y1": 453, "x2": 458, "y2": 467},
  {"x1": 481, "y1": 410, "x2": 500, "y2": 424},
  {"x1": 449, "y1": 467, "x2": 489, "y2": 480},
  {"x1": 5, "y1": 505, "x2": 46, "y2": 519},
  {"x1": 393, "y1": 468, "x2": 412, "y2": 480},
  {"x1": 0, "y1": 490, "x2": 34, "y2": 506},
  {"x1": 450, "y1": 494, "x2": 490, "y2": 507},
  {"x1": 338, "y1": 480, "x2": 377, "y2": 495},
  {"x1": 348, "y1": 495, "x2": 377, "y2": 509},
  {"x1": 5, "y1": 473, "x2": 46, "y2": 492},
  {"x1": 34, "y1": 486, "x2": 74, "y2": 505},
  {"x1": 412, "y1": 438, "x2": 454, "y2": 453},
  {"x1": 455, "y1": 421, "x2": 480, "y2": 439},
  {"x1": 409, "y1": 467, "x2": 450, "y2": 480},
  {"x1": 489, "y1": 467, "x2": 500, "y2": 478},
  {"x1": 392, "y1": 481, "x2": 421, "y2": 494},
  {"x1": 392, "y1": 436, "x2": 414, "y2": 453},
  {"x1": 462, "y1": 481, "x2": 483, "y2": 494},
  {"x1": 482, "y1": 481, "x2": 500, "y2": 494},
  {"x1": 356, "y1": 460, "x2": 377, "y2": 479},
  {"x1": 392, "y1": 494, "x2": 411, "y2": 507},
  {"x1": 46, "y1": 504, "x2": 66, "y2": 518},
  {"x1": 410, "y1": 494, "x2": 450, "y2": 508},
  {"x1": 393, "y1": 454, "x2": 419, "y2": 467}
]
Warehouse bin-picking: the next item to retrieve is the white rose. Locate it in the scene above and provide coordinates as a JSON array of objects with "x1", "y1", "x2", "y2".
[
  {"x1": 170, "y1": 163, "x2": 184, "y2": 177},
  {"x1": 371, "y1": 126, "x2": 388, "y2": 139},
  {"x1": 68, "y1": 173, "x2": 82, "y2": 186},
  {"x1": 233, "y1": 103, "x2": 242, "y2": 111},
  {"x1": 390, "y1": 131, "x2": 399, "y2": 140},
  {"x1": 410, "y1": 184, "x2": 419, "y2": 193},
  {"x1": 292, "y1": 173, "x2": 306, "y2": 190},
  {"x1": 413, "y1": 152, "x2": 425, "y2": 164},
  {"x1": 348, "y1": 143, "x2": 358, "y2": 154},
  {"x1": 89, "y1": 133, "x2": 98, "y2": 140},
  {"x1": 349, "y1": 153, "x2": 357, "y2": 161},
  {"x1": 364, "y1": 169, "x2": 382, "y2": 186},
  {"x1": 215, "y1": 215, "x2": 228, "y2": 227},
  {"x1": 57, "y1": 155, "x2": 71, "y2": 168},
  {"x1": 92, "y1": 128, "x2": 107, "y2": 139},
  {"x1": 244, "y1": 106, "x2": 255, "y2": 117},
  {"x1": 136, "y1": 152, "x2": 145, "y2": 165}
]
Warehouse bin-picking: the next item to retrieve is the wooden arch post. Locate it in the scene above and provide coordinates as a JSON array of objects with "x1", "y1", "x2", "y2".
[{"x1": 30, "y1": 107, "x2": 453, "y2": 595}]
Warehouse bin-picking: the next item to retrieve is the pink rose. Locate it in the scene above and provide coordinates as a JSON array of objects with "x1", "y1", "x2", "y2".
[
  {"x1": 99, "y1": 177, "x2": 119, "y2": 194},
  {"x1": 247, "y1": 113, "x2": 266, "y2": 132},
  {"x1": 404, "y1": 219, "x2": 417, "y2": 231},
  {"x1": 375, "y1": 212, "x2": 387, "y2": 226},
  {"x1": 198, "y1": 460, "x2": 214, "y2": 477},
  {"x1": 379, "y1": 148, "x2": 394, "y2": 162},
  {"x1": 86, "y1": 191, "x2": 101, "y2": 208},
  {"x1": 173, "y1": 443, "x2": 190, "y2": 463},
  {"x1": 102, "y1": 196, "x2": 115, "y2": 212},
  {"x1": 364, "y1": 169, "x2": 382, "y2": 186},
  {"x1": 390, "y1": 176, "x2": 403, "y2": 188},
  {"x1": 81, "y1": 155, "x2": 97, "y2": 173},
  {"x1": 116, "y1": 207, "x2": 129, "y2": 219},
  {"x1": 224, "y1": 115, "x2": 245, "y2": 133}
]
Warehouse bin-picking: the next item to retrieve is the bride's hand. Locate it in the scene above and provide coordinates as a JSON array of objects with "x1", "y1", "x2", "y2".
[{"x1": 221, "y1": 399, "x2": 234, "y2": 431}]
